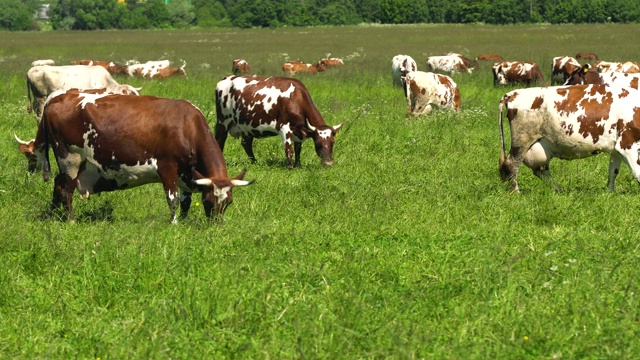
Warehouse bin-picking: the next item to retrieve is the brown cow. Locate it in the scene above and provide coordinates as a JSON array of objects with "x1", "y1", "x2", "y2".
[
  {"x1": 71, "y1": 60, "x2": 128, "y2": 75},
  {"x1": 475, "y1": 54, "x2": 504, "y2": 61},
  {"x1": 493, "y1": 61, "x2": 545, "y2": 86},
  {"x1": 232, "y1": 59, "x2": 251, "y2": 75},
  {"x1": 575, "y1": 53, "x2": 599, "y2": 61},
  {"x1": 282, "y1": 62, "x2": 325, "y2": 75},
  {"x1": 15, "y1": 91, "x2": 253, "y2": 222},
  {"x1": 215, "y1": 76, "x2": 342, "y2": 168}
]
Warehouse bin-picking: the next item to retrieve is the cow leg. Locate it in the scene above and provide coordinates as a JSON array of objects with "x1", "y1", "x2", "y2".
[
  {"x1": 52, "y1": 173, "x2": 76, "y2": 220},
  {"x1": 608, "y1": 153, "x2": 624, "y2": 192},
  {"x1": 180, "y1": 191, "x2": 192, "y2": 219},
  {"x1": 214, "y1": 123, "x2": 228, "y2": 151},
  {"x1": 240, "y1": 136, "x2": 257, "y2": 162},
  {"x1": 294, "y1": 141, "x2": 302, "y2": 167},
  {"x1": 157, "y1": 166, "x2": 180, "y2": 224},
  {"x1": 280, "y1": 130, "x2": 294, "y2": 168}
]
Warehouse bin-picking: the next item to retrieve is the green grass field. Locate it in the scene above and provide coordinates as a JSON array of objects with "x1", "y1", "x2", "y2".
[{"x1": 1, "y1": 24, "x2": 640, "y2": 358}]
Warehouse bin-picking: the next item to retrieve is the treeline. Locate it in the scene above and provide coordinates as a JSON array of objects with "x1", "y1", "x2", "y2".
[{"x1": 2, "y1": 0, "x2": 640, "y2": 31}]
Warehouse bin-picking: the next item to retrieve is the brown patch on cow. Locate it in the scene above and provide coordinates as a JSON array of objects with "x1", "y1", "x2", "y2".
[
  {"x1": 629, "y1": 78, "x2": 640, "y2": 90},
  {"x1": 619, "y1": 111, "x2": 640, "y2": 150},
  {"x1": 531, "y1": 96, "x2": 544, "y2": 110}
]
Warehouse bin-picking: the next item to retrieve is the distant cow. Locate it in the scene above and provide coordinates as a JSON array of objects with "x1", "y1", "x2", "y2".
[
  {"x1": 319, "y1": 58, "x2": 344, "y2": 67},
  {"x1": 403, "y1": 71, "x2": 461, "y2": 116},
  {"x1": 71, "y1": 60, "x2": 128, "y2": 75},
  {"x1": 31, "y1": 59, "x2": 55, "y2": 67},
  {"x1": 232, "y1": 59, "x2": 251, "y2": 75},
  {"x1": 26, "y1": 65, "x2": 120, "y2": 121},
  {"x1": 125, "y1": 60, "x2": 171, "y2": 77},
  {"x1": 391, "y1": 54, "x2": 418, "y2": 87},
  {"x1": 215, "y1": 76, "x2": 342, "y2": 168},
  {"x1": 575, "y1": 53, "x2": 599, "y2": 61},
  {"x1": 427, "y1": 55, "x2": 472, "y2": 74},
  {"x1": 140, "y1": 64, "x2": 187, "y2": 79},
  {"x1": 493, "y1": 61, "x2": 545, "y2": 86},
  {"x1": 564, "y1": 64, "x2": 640, "y2": 90},
  {"x1": 444, "y1": 53, "x2": 478, "y2": 69},
  {"x1": 594, "y1": 61, "x2": 640, "y2": 74},
  {"x1": 475, "y1": 54, "x2": 504, "y2": 61},
  {"x1": 15, "y1": 91, "x2": 253, "y2": 223},
  {"x1": 282, "y1": 62, "x2": 325, "y2": 75},
  {"x1": 499, "y1": 84, "x2": 640, "y2": 192},
  {"x1": 551, "y1": 56, "x2": 581, "y2": 83}
]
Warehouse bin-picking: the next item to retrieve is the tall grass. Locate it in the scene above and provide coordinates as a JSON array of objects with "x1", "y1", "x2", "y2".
[{"x1": 1, "y1": 24, "x2": 640, "y2": 358}]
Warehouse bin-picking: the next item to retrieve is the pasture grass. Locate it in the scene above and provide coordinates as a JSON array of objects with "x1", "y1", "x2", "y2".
[{"x1": 1, "y1": 24, "x2": 640, "y2": 358}]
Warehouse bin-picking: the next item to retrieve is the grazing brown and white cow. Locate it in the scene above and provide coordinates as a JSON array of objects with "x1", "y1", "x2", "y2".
[
  {"x1": 594, "y1": 61, "x2": 640, "y2": 74},
  {"x1": 15, "y1": 91, "x2": 253, "y2": 223},
  {"x1": 492, "y1": 61, "x2": 545, "y2": 86},
  {"x1": 402, "y1": 71, "x2": 461, "y2": 116},
  {"x1": 26, "y1": 65, "x2": 120, "y2": 121},
  {"x1": 215, "y1": 76, "x2": 342, "y2": 168},
  {"x1": 31, "y1": 59, "x2": 55, "y2": 67},
  {"x1": 319, "y1": 58, "x2": 344, "y2": 67},
  {"x1": 391, "y1": 54, "x2": 418, "y2": 87},
  {"x1": 444, "y1": 53, "x2": 478, "y2": 69},
  {"x1": 71, "y1": 59, "x2": 128, "y2": 75},
  {"x1": 475, "y1": 54, "x2": 504, "y2": 61},
  {"x1": 575, "y1": 53, "x2": 599, "y2": 61},
  {"x1": 125, "y1": 60, "x2": 171, "y2": 77},
  {"x1": 427, "y1": 55, "x2": 472, "y2": 74},
  {"x1": 140, "y1": 65, "x2": 187, "y2": 79},
  {"x1": 563, "y1": 64, "x2": 640, "y2": 90},
  {"x1": 551, "y1": 56, "x2": 581, "y2": 83},
  {"x1": 282, "y1": 62, "x2": 325, "y2": 75},
  {"x1": 232, "y1": 59, "x2": 251, "y2": 75},
  {"x1": 498, "y1": 84, "x2": 640, "y2": 192}
]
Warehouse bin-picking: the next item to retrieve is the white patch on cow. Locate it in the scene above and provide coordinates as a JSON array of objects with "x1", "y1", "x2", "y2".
[
  {"x1": 317, "y1": 128, "x2": 332, "y2": 140},
  {"x1": 77, "y1": 93, "x2": 111, "y2": 109},
  {"x1": 214, "y1": 185, "x2": 231, "y2": 205},
  {"x1": 255, "y1": 84, "x2": 295, "y2": 113}
]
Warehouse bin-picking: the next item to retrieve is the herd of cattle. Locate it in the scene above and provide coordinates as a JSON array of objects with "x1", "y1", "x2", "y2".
[{"x1": 13, "y1": 51, "x2": 640, "y2": 223}]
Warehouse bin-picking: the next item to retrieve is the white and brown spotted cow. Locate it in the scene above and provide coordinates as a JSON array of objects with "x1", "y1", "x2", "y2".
[
  {"x1": 15, "y1": 90, "x2": 253, "y2": 223},
  {"x1": 499, "y1": 84, "x2": 640, "y2": 192},
  {"x1": 493, "y1": 61, "x2": 545, "y2": 86},
  {"x1": 403, "y1": 71, "x2": 461, "y2": 116},
  {"x1": 427, "y1": 55, "x2": 473, "y2": 74},
  {"x1": 594, "y1": 61, "x2": 640, "y2": 74},
  {"x1": 551, "y1": 56, "x2": 581, "y2": 84},
  {"x1": 564, "y1": 64, "x2": 640, "y2": 89},
  {"x1": 215, "y1": 76, "x2": 342, "y2": 168},
  {"x1": 232, "y1": 59, "x2": 251, "y2": 75},
  {"x1": 125, "y1": 60, "x2": 172, "y2": 77},
  {"x1": 391, "y1": 54, "x2": 418, "y2": 87}
]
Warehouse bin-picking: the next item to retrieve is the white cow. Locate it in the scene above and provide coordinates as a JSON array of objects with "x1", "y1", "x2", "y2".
[
  {"x1": 31, "y1": 59, "x2": 55, "y2": 67},
  {"x1": 391, "y1": 55, "x2": 417, "y2": 87},
  {"x1": 403, "y1": 71, "x2": 461, "y2": 116},
  {"x1": 26, "y1": 65, "x2": 120, "y2": 121},
  {"x1": 499, "y1": 84, "x2": 640, "y2": 192},
  {"x1": 594, "y1": 61, "x2": 640, "y2": 74},
  {"x1": 564, "y1": 64, "x2": 640, "y2": 89},
  {"x1": 125, "y1": 60, "x2": 172, "y2": 78}
]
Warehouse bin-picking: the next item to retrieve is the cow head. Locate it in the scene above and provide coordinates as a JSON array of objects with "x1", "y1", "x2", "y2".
[
  {"x1": 14, "y1": 133, "x2": 50, "y2": 181},
  {"x1": 494, "y1": 66, "x2": 508, "y2": 85},
  {"x1": 564, "y1": 64, "x2": 601, "y2": 85},
  {"x1": 301, "y1": 120, "x2": 342, "y2": 166},
  {"x1": 192, "y1": 169, "x2": 254, "y2": 220}
]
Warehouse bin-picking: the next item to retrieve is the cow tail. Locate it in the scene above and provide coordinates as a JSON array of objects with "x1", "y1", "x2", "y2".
[
  {"x1": 403, "y1": 75, "x2": 411, "y2": 116},
  {"x1": 498, "y1": 95, "x2": 508, "y2": 167},
  {"x1": 39, "y1": 112, "x2": 51, "y2": 182},
  {"x1": 26, "y1": 75, "x2": 32, "y2": 113}
]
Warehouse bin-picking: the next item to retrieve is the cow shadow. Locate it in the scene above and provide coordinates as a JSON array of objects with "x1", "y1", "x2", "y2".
[{"x1": 36, "y1": 199, "x2": 115, "y2": 223}]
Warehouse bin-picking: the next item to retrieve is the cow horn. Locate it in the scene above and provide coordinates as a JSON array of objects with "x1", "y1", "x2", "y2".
[
  {"x1": 306, "y1": 119, "x2": 317, "y2": 132},
  {"x1": 231, "y1": 179, "x2": 255, "y2": 187},
  {"x1": 194, "y1": 178, "x2": 213, "y2": 187},
  {"x1": 14, "y1": 133, "x2": 31, "y2": 145}
]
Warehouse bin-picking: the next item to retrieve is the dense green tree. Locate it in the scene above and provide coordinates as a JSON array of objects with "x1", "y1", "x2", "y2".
[
  {"x1": 168, "y1": 0, "x2": 195, "y2": 28},
  {"x1": 0, "y1": 0, "x2": 39, "y2": 30}
]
